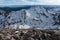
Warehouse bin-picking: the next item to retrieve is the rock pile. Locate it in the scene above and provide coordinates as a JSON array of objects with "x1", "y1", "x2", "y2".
[{"x1": 0, "y1": 28, "x2": 59, "y2": 40}]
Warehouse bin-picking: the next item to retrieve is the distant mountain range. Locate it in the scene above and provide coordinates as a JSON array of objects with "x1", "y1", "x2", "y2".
[{"x1": 0, "y1": 5, "x2": 60, "y2": 11}]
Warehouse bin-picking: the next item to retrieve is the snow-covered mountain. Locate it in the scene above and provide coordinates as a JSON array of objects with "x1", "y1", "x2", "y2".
[{"x1": 0, "y1": 6, "x2": 60, "y2": 29}]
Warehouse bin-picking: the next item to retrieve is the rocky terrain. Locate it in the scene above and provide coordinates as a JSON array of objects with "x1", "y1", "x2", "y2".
[
  {"x1": 0, "y1": 28, "x2": 59, "y2": 40},
  {"x1": 0, "y1": 5, "x2": 60, "y2": 40}
]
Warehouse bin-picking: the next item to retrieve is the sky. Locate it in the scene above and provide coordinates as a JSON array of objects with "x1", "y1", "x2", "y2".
[{"x1": 0, "y1": 0, "x2": 60, "y2": 6}]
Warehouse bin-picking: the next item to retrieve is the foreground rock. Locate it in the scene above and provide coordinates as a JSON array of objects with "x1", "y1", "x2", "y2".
[{"x1": 0, "y1": 28, "x2": 60, "y2": 40}]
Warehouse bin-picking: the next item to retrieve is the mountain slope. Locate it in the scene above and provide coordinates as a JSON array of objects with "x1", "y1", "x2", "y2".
[{"x1": 0, "y1": 6, "x2": 60, "y2": 29}]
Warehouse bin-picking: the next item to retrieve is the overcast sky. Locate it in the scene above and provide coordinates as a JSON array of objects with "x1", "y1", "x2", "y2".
[{"x1": 0, "y1": 0, "x2": 60, "y2": 6}]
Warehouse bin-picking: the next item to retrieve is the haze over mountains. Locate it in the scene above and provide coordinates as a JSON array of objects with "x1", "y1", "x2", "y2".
[{"x1": 0, "y1": 5, "x2": 60, "y2": 29}]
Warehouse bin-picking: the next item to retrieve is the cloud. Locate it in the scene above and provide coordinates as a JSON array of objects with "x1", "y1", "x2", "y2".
[
  {"x1": 37, "y1": 0, "x2": 60, "y2": 5},
  {"x1": 0, "y1": 0, "x2": 60, "y2": 6},
  {"x1": 27, "y1": 0, "x2": 40, "y2": 2}
]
